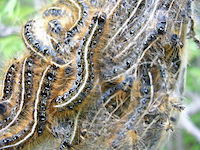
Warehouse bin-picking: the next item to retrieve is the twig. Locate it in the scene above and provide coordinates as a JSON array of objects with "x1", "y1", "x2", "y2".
[
  {"x1": 175, "y1": 92, "x2": 200, "y2": 143},
  {"x1": 184, "y1": 92, "x2": 200, "y2": 115},
  {"x1": 179, "y1": 108, "x2": 200, "y2": 142}
]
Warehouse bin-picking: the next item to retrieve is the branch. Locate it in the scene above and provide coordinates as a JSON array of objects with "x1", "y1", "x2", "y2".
[
  {"x1": 184, "y1": 92, "x2": 200, "y2": 115},
  {"x1": 179, "y1": 112, "x2": 200, "y2": 142},
  {"x1": 175, "y1": 92, "x2": 200, "y2": 142}
]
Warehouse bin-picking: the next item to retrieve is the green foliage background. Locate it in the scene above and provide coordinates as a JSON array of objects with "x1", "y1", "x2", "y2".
[{"x1": 0, "y1": 0, "x2": 199, "y2": 150}]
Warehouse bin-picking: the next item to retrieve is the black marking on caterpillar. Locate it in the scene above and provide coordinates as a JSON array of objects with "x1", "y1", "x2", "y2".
[
  {"x1": 24, "y1": 57, "x2": 34, "y2": 100},
  {"x1": 37, "y1": 65, "x2": 58, "y2": 135},
  {"x1": 156, "y1": 12, "x2": 167, "y2": 35},
  {"x1": 0, "y1": 56, "x2": 36, "y2": 143},
  {"x1": 0, "y1": 104, "x2": 6, "y2": 115},
  {"x1": 140, "y1": 64, "x2": 151, "y2": 96},
  {"x1": 142, "y1": 30, "x2": 159, "y2": 50},
  {"x1": 43, "y1": 8, "x2": 64, "y2": 17},
  {"x1": 0, "y1": 58, "x2": 30, "y2": 149},
  {"x1": 170, "y1": 51, "x2": 181, "y2": 74},
  {"x1": 64, "y1": 1, "x2": 89, "y2": 45},
  {"x1": 170, "y1": 34, "x2": 184, "y2": 48},
  {"x1": 23, "y1": 20, "x2": 64, "y2": 64},
  {"x1": 65, "y1": 13, "x2": 107, "y2": 110},
  {"x1": 48, "y1": 19, "x2": 63, "y2": 35},
  {"x1": 57, "y1": 111, "x2": 80, "y2": 150},
  {"x1": 111, "y1": 96, "x2": 151, "y2": 149},
  {"x1": 59, "y1": 141, "x2": 71, "y2": 150},
  {"x1": 52, "y1": 118, "x2": 75, "y2": 150},
  {"x1": 54, "y1": 14, "x2": 99, "y2": 105},
  {"x1": 1, "y1": 63, "x2": 18, "y2": 101},
  {"x1": 142, "y1": 11, "x2": 167, "y2": 50},
  {"x1": 111, "y1": 72, "x2": 153, "y2": 149},
  {"x1": 0, "y1": 123, "x2": 34, "y2": 149},
  {"x1": 0, "y1": 62, "x2": 24, "y2": 131},
  {"x1": 96, "y1": 76, "x2": 134, "y2": 107},
  {"x1": 0, "y1": 65, "x2": 50, "y2": 150},
  {"x1": 54, "y1": 13, "x2": 107, "y2": 110}
]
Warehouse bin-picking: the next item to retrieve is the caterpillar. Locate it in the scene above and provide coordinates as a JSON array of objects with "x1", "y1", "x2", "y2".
[{"x1": 0, "y1": 0, "x2": 194, "y2": 149}]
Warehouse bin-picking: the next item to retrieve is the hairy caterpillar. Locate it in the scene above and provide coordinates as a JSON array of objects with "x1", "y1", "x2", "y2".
[{"x1": 0, "y1": 0, "x2": 195, "y2": 150}]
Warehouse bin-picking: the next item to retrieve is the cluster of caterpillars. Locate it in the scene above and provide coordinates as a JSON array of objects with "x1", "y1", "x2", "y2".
[{"x1": 0, "y1": 0, "x2": 192, "y2": 150}]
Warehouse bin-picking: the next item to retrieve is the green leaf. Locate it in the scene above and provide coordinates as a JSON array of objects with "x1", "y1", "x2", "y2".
[
  {"x1": 0, "y1": 35, "x2": 24, "y2": 61},
  {"x1": 186, "y1": 67, "x2": 200, "y2": 92}
]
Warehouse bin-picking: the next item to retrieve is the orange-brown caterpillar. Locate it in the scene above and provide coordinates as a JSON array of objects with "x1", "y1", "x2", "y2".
[
  {"x1": 0, "y1": 0, "x2": 192, "y2": 149},
  {"x1": 0, "y1": 0, "x2": 107, "y2": 149}
]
